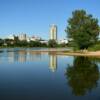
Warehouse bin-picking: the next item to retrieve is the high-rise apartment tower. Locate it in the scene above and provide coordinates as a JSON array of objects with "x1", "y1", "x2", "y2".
[{"x1": 50, "y1": 24, "x2": 57, "y2": 40}]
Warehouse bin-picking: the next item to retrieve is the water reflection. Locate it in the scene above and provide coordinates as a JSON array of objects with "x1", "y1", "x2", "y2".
[
  {"x1": 0, "y1": 49, "x2": 58, "y2": 72},
  {"x1": 0, "y1": 49, "x2": 42, "y2": 63},
  {"x1": 0, "y1": 49, "x2": 100, "y2": 99},
  {"x1": 65, "y1": 57, "x2": 100, "y2": 96},
  {"x1": 49, "y1": 54, "x2": 57, "y2": 72}
]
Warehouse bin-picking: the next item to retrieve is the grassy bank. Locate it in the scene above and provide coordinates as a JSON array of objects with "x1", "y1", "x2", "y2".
[{"x1": 88, "y1": 42, "x2": 100, "y2": 51}]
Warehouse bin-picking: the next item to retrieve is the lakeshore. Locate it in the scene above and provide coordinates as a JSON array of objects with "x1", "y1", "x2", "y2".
[
  {"x1": 21, "y1": 48, "x2": 100, "y2": 57},
  {"x1": 57, "y1": 51, "x2": 100, "y2": 57},
  {"x1": 1, "y1": 47, "x2": 100, "y2": 57},
  {"x1": 26, "y1": 49, "x2": 100, "y2": 57}
]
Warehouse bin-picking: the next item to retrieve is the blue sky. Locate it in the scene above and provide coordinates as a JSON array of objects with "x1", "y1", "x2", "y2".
[{"x1": 0, "y1": 0, "x2": 100, "y2": 40}]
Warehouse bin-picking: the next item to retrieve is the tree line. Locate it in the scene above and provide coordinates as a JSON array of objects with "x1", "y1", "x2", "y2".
[{"x1": 0, "y1": 38, "x2": 67, "y2": 48}]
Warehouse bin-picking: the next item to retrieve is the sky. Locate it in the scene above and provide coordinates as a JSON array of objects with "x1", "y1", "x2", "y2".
[{"x1": 0, "y1": 0, "x2": 100, "y2": 40}]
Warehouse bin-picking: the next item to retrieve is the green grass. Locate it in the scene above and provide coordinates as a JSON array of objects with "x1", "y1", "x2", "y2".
[{"x1": 88, "y1": 43, "x2": 100, "y2": 51}]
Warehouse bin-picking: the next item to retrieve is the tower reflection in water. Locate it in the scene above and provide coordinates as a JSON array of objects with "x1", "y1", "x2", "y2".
[
  {"x1": 49, "y1": 54, "x2": 57, "y2": 72},
  {"x1": 0, "y1": 49, "x2": 58, "y2": 72},
  {"x1": 18, "y1": 50, "x2": 27, "y2": 63}
]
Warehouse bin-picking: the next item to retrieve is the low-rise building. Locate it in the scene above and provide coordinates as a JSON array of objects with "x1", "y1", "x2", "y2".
[
  {"x1": 18, "y1": 33, "x2": 27, "y2": 41},
  {"x1": 40, "y1": 40, "x2": 48, "y2": 44},
  {"x1": 58, "y1": 39, "x2": 68, "y2": 44},
  {"x1": 30, "y1": 36, "x2": 41, "y2": 41}
]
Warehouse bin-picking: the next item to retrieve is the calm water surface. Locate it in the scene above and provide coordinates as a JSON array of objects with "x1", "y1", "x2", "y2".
[{"x1": 0, "y1": 48, "x2": 100, "y2": 100}]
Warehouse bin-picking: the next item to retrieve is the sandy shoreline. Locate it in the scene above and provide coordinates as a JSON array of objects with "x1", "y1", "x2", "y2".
[
  {"x1": 27, "y1": 49, "x2": 100, "y2": 57},
  {"x1": 57, "y1": 51, "x2": 100, "y2": 57},
  {"x1": 1, "y1": 48, "x2": 100, "y2": 57}
]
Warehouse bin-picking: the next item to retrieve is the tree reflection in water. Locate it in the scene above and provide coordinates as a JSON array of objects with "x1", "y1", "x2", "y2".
[{"x1": 65, "y1": 57, "x2": 100, "y2": 96}]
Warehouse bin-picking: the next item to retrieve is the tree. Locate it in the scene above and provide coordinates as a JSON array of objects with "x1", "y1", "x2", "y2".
[
  {"x1": 17, "y1": 40, "x2": 28, "y2": 47},
  {"x1": 14, "y1": 36, "x2": 19, "y2": 46},
  {"x1": 29, "y1": 40, "x2": 41, "y2": 47},
  {"x1": 48, "y1": 39, "x2": 57, "y2": 48},
  {"x1": 4, "y1": 39, "x2": 14, "y2": 47},
  {"x1": 65, "y1": 10, "x2": 100, "y2": 49},
  {"x1": 0, "y1": 39, "x2": 4, "y2": 46}
]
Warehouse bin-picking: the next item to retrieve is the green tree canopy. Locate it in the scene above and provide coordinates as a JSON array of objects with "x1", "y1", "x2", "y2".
[
  {"x1": 65, "y1": 10, "x2": 100, "y2": 49},
  {"x1": 48, "y1": 39, "x2": 57, "y2": 48},
  {"x1": 0, "y1": 38, "x2": 4, "y2": 46}
]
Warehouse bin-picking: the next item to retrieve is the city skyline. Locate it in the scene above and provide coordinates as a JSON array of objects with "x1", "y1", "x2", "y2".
[{"x1": 0, "y1": 0, "x2": 100, "y2": 39}]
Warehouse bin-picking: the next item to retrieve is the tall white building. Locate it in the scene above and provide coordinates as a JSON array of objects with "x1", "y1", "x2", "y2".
[
  {"x1": 50, "y1": 24, "x2": 57, "y2": 40},
  {"x1": 19, "y1": 33, "x2": 27, "y2": 41}
]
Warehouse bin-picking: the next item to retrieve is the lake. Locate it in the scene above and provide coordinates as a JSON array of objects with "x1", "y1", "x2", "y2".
[{"x1": 0, "y1": 48, "x2": 100, "y2": 100}]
